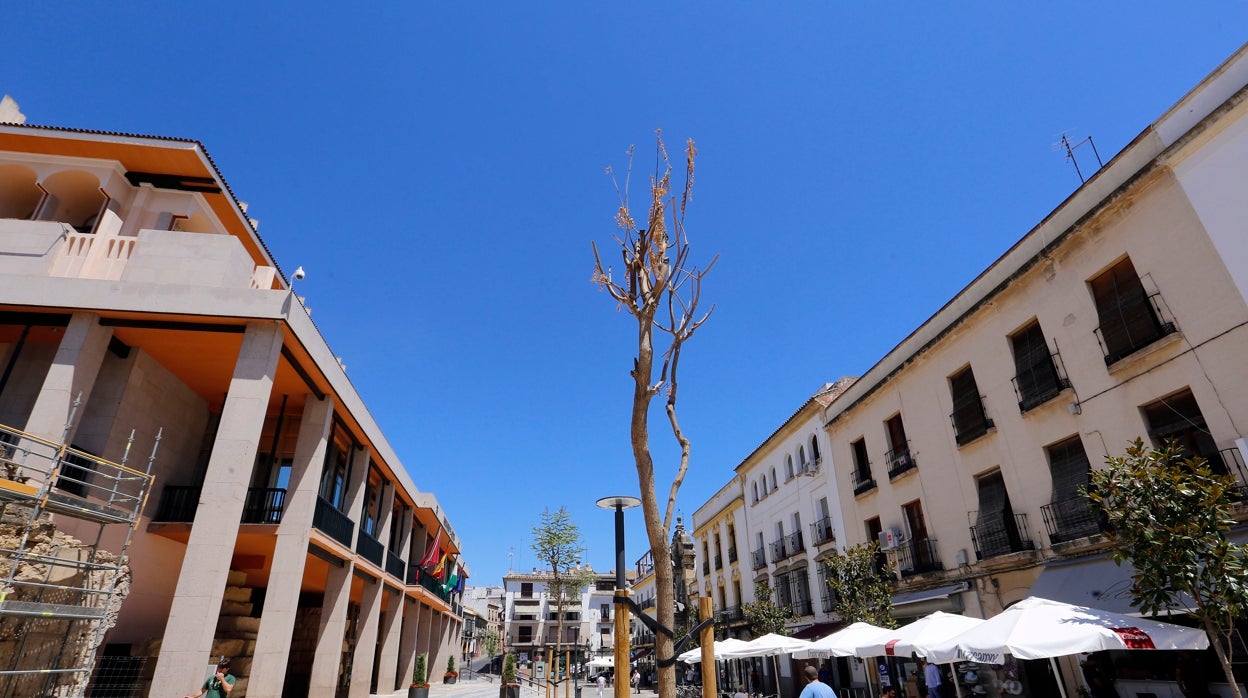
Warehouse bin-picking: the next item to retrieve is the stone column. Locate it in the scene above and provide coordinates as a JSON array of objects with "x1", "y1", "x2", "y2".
[
  {"x1": 309, "y1": 560, "x2": 354, "y2": 695},
  {"x1": 349, "y1": 573, "x2": 383, "y2": 698},
  {"x1": 22, "y1": 312, "x2": 113, "y2": 445},
  {"x1": 375, "y1": 585, "x2": 403, "y2": 692},
  {"x1": 397, "y1": 595, "x2": 419, "y2": 688},
  {"x1": 149, "y1": 322, "x2": 283, "y2": 698},
  {"x1": 247, "y1": 394, "x2": 335, "y2": 697}
]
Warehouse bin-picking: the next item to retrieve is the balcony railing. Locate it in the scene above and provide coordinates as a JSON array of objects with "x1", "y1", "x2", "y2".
[
  {"x1": 851, "y1": 466, "x2": 876, "y2": 496},
  {"x1": 415, "y1": 566, "x2": 452, "y2": 602},
  {"x1": 385, "y1": 549, "x2": 406, "y2": 580},
  {"x1": 727, "y1": 547, "x2": 737, "y2": 564},
  {"x1": 241, "y1": 487, "x2": 286, "y2": 524},
  {"x1": 314, "y1": 496, "x2": 355, "y2": 548},
  {"x1": 791, "y1": 598, "x2": 813, "y2": 617},
  {"x1": 1041, "y1": 497, "x2": 1108, "y2": 543},
  {"x1": 717, "y1": 605, "x2": 744, "y2": 623},
  {"x1": 785, "y1": 531, "x2": 805, "y2": 556},
  {"x1": 895, "y1": 537, "x2": 943, "y2": 576},
  {"x1": 357, "y1": 529, "x2": 384, "y2": 567},
  {"x1": 714, "y1": 554, "x2": 722, "y2": 570},
  {"x1": 1094, "y1": 291, "x2": 1178, "y2": 365},
  {"x1": 820, "y1": 593, "x2": 835, "y2": 614},
  {"x1": 153, "y1": 485, "x2": 201, "y2": 522},
  {"x1": 1217, "y1": 447, "x2": 1248, "y2": 499},
  {"x1": 769, "y1": 539, "x2": 788, "y2": 563},
  {"x1": 970, "y1": 512, "x2": 1035, "y2": 560},
  {"x1": 751, "y1": 547, "x2": 767, "y2": 570},
  {"x1": 1011, "y1": 350, "x2": 1072, "y2": 413},
  {"x1": 810, "y1": 517, "x2": 836, "y2": 546},
  {"x1": 951, "y1": 405, "x2": 994, "y2": 446},
  {"x1": 885, "y1": 447, "x2": 917, "y2": 480}
]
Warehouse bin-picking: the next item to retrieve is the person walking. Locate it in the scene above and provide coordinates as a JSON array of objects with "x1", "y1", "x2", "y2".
[
  {"x1": 597, "y1": 673, "x2": 607, "y2": 698},
  {"x1": 632, "y1": 669, "x2": 641, "y2": 694},
  {"x1": 922, "y1": 659, "x2": 942, "y2": 698},
  {"x1": 184, "y1": 657, "x2": 234, "y2": 698},
  {"x1": 799, "y1": 665, "x2": 837, "y2": 698}
]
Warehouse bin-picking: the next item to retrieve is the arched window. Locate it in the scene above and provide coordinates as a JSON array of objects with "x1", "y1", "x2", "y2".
[
  {"x1": 770, "y1": 468, "x2": 777, "y2": 491},
  {"x1": 39, "y1": 170, "x2": 104, "y2": 232},
  {"x1": 0, "y1": 165, "x2": 42, "y2": 220},
  {"x1": 784, "y1": 456, "x2": 794, "y2": 480},
  {"x1": 798, "y1": 446, "x2": 807, "y2": 473},
  {"x1": 752, "y1": 482, "x2": 759, "y2": 503},
  {"x1": 810, "y1": 435, "x2": 822, "y2": 464}
]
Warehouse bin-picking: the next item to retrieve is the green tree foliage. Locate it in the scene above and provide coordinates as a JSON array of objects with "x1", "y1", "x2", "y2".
[
  {"x1": 531, "y1": 507, "x2": 596, "y2": 664},
  {"x1": 412, "y1": 652, "x2": 428, "y2": 687},
  {"x1": 821, "y1": 543, "x2": 897, "y2": 629},
  {"x1": 481, "y1": 628, "x2": 501, "y2": 666},
  {"x1": 1088, "y1": 439, "x2": 1248, "y2": 698},
  {"x1": 742, "y1": 581, "x2": 794, "y2": 636},
  {"x1": 503, "y1": 653, "x2": 518, "y2": 685}
]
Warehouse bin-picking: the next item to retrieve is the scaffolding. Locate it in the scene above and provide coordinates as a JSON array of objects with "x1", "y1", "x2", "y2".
[{"x1": 0, "y1": 420, "x2": 156, "y2": 698}]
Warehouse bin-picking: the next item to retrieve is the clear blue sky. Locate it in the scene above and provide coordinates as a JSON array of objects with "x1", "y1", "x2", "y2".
[{"x1": 5, "y1": 3, "x2": 1246, "y2": 587}]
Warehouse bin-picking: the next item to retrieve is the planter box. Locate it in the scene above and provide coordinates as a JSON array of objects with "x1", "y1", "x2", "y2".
[
  {"x1": 409, "y1": 687, "x2": 430, "y2": 698},
  {"x1": 501, "y1": 683, "x2": 521, "y2": 698},
  {"x1": 444, "y1": 675, "x2": 459, "y2": 684}
]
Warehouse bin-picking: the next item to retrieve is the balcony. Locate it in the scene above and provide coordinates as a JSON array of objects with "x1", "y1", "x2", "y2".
[
  {"x1": 241, "y1": 487, "x2": 286, "y2": 524},
  {"x1": 970, "y1": 513, "x2": 1035, "y2": 560},
  {"x1": 769, "y1": 539, "x2": 788, "y2": 564},
  {"x1": 414, "y1": 566, "x2": 452, "y2": 602},
  {"x1": 895, "y1": 537, "x2": 943, "y2": 576},
  {"x1": 810, "y1": 517, "x2": 836, "y2": 547},
  {"x1": 1216, "y1": 447, "x2": 1248, "y2": 499},
  {"x1": 1041, "y1": 497, "x2": 1108, "y2": 544},
  {"x1": 385, "y1": 549, "x2": 406, "y2": 580},
  {"x1": 791, "y1": 598, "x2": 813, "y2": 617},
  {"x1": 356, "y1": 529, "x2": 384, "y2": 567},
  {"x1": 785, "y1": 531, "x2": 805, "y2": 556},
  {"x1": 313, "y1": 496, "x2": 355, "y2": 548},
  {"x1": 152, "y1": 485, "x2": 201, "y2": 522},
  {"x1": 885, "y1": 447, "x2": 917, "y2": 480},
  {"x1": 751, "y1": 547, "x2": 767, "y2": 570},
  {"x1": 714, "y1": 554, "x2": 722, "y2": 570},
  {"x1": 1012, "y1": 351, "x2": 1072, "y2": 413},
  {"x1": 702, "y1": 561, "x2": 710, "y2": 575},
  {"x1": 1094, "y1": 291, "x2": 1178, "y2": 365},
  {"x1": 951, "y1": 408, "x2": 994, "y2": 447},
  {"x1": 851, "y1": 467, "x2": 876, "y2": 496},
  {"x1": 728, "y1": 547, "x2": 737, "y2": 564},
  {"x1": 718, "y1": 605, "x2": 745, "y2": 624}
]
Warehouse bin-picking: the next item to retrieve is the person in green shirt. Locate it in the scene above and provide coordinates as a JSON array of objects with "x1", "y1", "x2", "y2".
[{"x1": 185, "y1": 657, "x2": 235, "y2": 698}]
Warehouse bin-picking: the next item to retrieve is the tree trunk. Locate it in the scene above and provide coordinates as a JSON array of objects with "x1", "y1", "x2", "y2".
[{"x1": 1202, "y1": 616, "x2": 1243, "y2": 698}]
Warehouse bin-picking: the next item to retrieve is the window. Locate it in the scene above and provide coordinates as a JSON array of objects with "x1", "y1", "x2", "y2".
[
  {"x1": 790, "y1": 568, "x2": 812, "y2": 615},
  {"x1": 360, "y1": 468, "x2": 382, "y2": 537},
  {"x1": 972, "y1": 471, "x2": 1032, "y2": 559},
  {"x1": 798, "y1": 446, "x2": 807, "y2": 473},
  {"x1": 851, "y1": 437, "x2": 874, "y2": 494},
  {"x1": 318, "y1": 423, "x2": 353, "y2": 509},
  {"x1": 809, "y1": 435, "x2": 821, "y2": 465},
  {"x1": 55, "y1": 446, "x2": 96, "y2": 498},
  {"x1": 770, "y1": 467, "x2": 777, "y2": 491},
  {"x1": 521, "y1": 582, "x2": 533, "y2": 598},
  {"x1": 1010, "y1": 320, "x2": 1069, "y2": 411},
  {"x1": 774, "y1": 572, "x2": 792, "y2": 608},
  {"x1": 901, "y1": 500, "x2": 938, "y2": 573},
  {"x1": 752, "y1": 482, "x2": 759, "y2": 504},
  {"x1": 518, "y1": 626, "x2": 533, "y2": 643},
  {"x1": 1143, "y1": 389, "x2": 1228, "y2": 475},
  {"x1": 785, "y1": 456, "x2": 794, "y2": 481},
  {"x1": 1043, "y1": 436, "x2": 1101, "y2": 542},
  {"x1": 950, "y1": 366, "x2": 993, "y2": 445},
  {"x1": 864, "y1": 517, "x2": 885, "y2": 575},
  {"x1": 884, "y1": 413, "x2": 914, "y2": 478},
  {"x1": 1090, "y1": 257, "x2": 1176, "y2": 364}
]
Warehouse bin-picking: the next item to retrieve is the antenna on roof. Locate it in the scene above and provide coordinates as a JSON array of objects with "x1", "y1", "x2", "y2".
[{"x1": 1054, "y1": 130, "x2": 1104, "y2": 184}]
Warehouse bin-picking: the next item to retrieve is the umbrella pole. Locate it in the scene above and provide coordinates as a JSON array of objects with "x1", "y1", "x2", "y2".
[
  {"x1": 949, "y1": 665, "x2": 964, "y2": 698},
  {"x1": 1049, "y1": 657, "x2": 1068, "y2": 698},
  {"x1": 773, "y1": 655, "x2": 781, "y2": 698}
]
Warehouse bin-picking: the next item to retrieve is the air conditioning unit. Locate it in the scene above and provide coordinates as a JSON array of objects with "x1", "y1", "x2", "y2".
[{"x1": 877, "y1": 528, "x2": 903, "y2": 550}]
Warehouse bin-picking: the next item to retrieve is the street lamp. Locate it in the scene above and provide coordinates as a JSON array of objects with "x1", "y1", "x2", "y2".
[{"x1": 596, "y1": 495, "x2": 640, "y2": 698}]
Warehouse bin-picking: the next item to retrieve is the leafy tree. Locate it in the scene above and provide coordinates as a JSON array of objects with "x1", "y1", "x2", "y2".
[
  {"x1": 1088, "y1": 439, "x2": 1248, "y2": 698},
  {"x1": 821, "y1": 542, "x2": 897, "y2": 628},
  {"x1": 742, "y1": 581, "x2": 794, "y2": 637},
  {"x1": 531, "y1": 507, "x2": 596, "y2": 678},
  {"x1": 592, "y1": 133, "x2": 716, "y2": 698},
  {"x1": 481, "y1": 627, "x2": 501, "y2": 667},
  {"x1": 412, "y1": 652, "x2": 428, "y2": 688},
  {"x1": 503, "y1": 652, "x2": 518, "y2": 685}
]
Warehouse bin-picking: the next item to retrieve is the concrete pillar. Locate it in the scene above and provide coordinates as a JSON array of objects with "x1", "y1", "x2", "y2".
[
  {"x1": 349, "y1": 573, "x2": 383, "y2": 698},
  {"x1": 247, "y1": 394, "x2": 335, "y2": 697},
  {"x1": 376, "y1": 586, "x2": 403, "y2": 692},
  {"x1": 22, "y1": 312, "x2": 112, "y2": 445},
  {"x1": 377, "y1": 482, "x2": 395, "y2": 556},
  {"x1": 149, "y1": 322, "x2": 283, "y2": 698},
  {"x1": 397, "y1": 596, "x2": 419, "y2": 688},
  {"x1": 310, "y1": 560, "x2": 354, "y2": 695}
]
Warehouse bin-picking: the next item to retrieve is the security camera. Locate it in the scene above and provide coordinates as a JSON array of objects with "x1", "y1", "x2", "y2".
[{"x1": 293, "y1": 266, "x2": 305, "y2": 281}]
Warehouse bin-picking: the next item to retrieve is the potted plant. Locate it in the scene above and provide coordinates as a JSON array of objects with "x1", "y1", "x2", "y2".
[
  {"x1": 444, "y1": 655, "x2": 459, "y2": 684},
  {"x1": 408, "y1": 653, "x2": 429, "y2": 698},
  {"x1": 500, "y1": 653, "x2": 520, "y2": 698}
]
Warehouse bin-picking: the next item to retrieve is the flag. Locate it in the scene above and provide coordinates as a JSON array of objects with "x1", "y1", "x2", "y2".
[
  {"x1": 432, "y1": 552, "x2": 448, "y2": 579},
  {"x1": 419, "y1": 529, "x2": 442, "y2": 569},
  {"x1": 443, "y1": 560, "x2": 460, "y2": 594},
  {"x1": 455, "y1": 570, "x2": 466, "y2": 594}
]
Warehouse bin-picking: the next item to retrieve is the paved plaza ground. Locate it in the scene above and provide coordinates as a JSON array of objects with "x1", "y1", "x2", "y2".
[{"x1": 376, "y1": 673, "x2": 662, "y2": 698}]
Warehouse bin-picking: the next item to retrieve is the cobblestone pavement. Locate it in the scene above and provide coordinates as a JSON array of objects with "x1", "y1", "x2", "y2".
[{"x1": 375, "y1": 674, "x2": 661, "y2": 698}]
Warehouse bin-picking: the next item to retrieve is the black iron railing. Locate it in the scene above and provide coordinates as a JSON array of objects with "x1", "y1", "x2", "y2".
[
  {"x1": 886, "y1": 447, "x2": 917, "y2": 479},
  {"x1": 895, "y1": 537, "x2": 943, "y2": 576},
  {"x1": 714, "y1": 554, "x2": 722, "y2": 570},
  {"x1": 851, "y1": 466, "x2": 876, "y2": 496},
  {"x1": 810, "y1": 517, "x2": 836, "y2": 546},
  {"x1": 153, "y1": 485, "x2": 201, "y2": 522},
  {"x1": 241, "y1": 487, "x2": 286, "y2": 524},
  {"x1": 717, "y1": 605, "x2": 744, "y2": 623},
  {"x1": 357, "y1": 529, "x2": 384, "y2": 567},
  {"x1": 751, "y1": 547, "x2": 767, "y2": 570},
  {"x1": 1041, "y1": 497, "x2": 1107, "y2": 543},
  {"x1": 785, "y1": 531, "x2": 805, "y2": 556},
  {"x1": 385, "y1": 549, "x2": 406, "y2": 580},
  {"x1": 1217, "y1": 447, "x2": 1248, "y2": 499},
  {"x1": 702, "y1": 561, "x2": 710, "y2": 575},
  {"x1": 727, "y1": 546, "x2": 737, "y2": 563},
  {"x1": 820, "y1": 593, "x2": 835, "y2": 613},
  {"x1": 1012, "y1": 350, "x2": 1072, "y2": 412},
  {"x1": 791, "y1": 598, "x2": 813, "y2": 617},
  {"x1": 970, "y1": 512, "x2": 1034, "y2": 560},
  {"x1": 1095, "y1": 291, "x2": 1177, "y2": 365},
  {"x1": 769, "y1": 539, "x2": 788, "y2": 563},
  {"x1": 951, "y1": 405, "x2": 994, "y2": 446},
  {"x1": 313, "y1": 496, "x2": 355, "y2": 548}
]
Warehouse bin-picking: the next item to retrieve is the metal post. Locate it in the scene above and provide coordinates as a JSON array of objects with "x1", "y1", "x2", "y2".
[{"x1": 596, "y1": 496, "x2": 640, "y2": 698}]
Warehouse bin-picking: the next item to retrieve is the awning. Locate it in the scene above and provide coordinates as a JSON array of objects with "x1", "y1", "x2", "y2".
[
  {"x1": 890, "y1": 582, "x2": 968, "y2": 619},
  {"x1": 792, "y1": 621, "x2": 843, "y2": 640},
  {"x1": 1027, "y1": 555, "x2": 1192, "y2": 616}
]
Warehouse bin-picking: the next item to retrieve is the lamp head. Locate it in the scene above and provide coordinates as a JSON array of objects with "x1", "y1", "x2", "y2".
[{"x1": 595, "y1": 496, "x2": 641, "y2": 510}]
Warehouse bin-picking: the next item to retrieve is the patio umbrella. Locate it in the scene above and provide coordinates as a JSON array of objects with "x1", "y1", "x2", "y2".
[
  {"x1": 855, "y1": 612, "x2": 985, "y2": 659},
  {"x1": 587, "y1": 657, "x2": 614, "y2": 668},
  {"x1": 924, "y1": 596, "x2": 1211, "y2": 698},
  {"x1": 678, "y1": 638, "x2": 750, "y2": 664},
  {"x1": 793, "y1": 622, "x2": 893, "y2": 659},
  {"x1": 720, "y1": 634, "x2": 815, "y2": 697}
]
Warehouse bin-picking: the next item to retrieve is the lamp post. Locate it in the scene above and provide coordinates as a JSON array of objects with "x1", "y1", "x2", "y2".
[{"x1": 596, "y1": 496, "x2": 640, "y2": 698}]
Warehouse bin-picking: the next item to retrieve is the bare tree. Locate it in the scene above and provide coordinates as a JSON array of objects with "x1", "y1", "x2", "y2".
[{"x1": 592, "y1": 132, "x2": 716, "y2": 698}]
